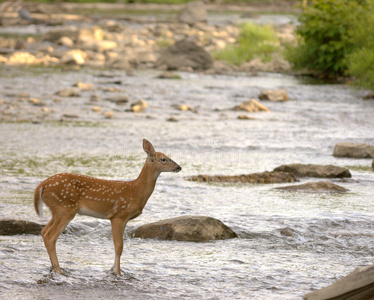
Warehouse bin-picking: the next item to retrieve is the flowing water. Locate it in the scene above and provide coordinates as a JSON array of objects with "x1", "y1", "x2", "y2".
[{"x1": 0, "y1": 68, "x2": 374, "y2": 300}]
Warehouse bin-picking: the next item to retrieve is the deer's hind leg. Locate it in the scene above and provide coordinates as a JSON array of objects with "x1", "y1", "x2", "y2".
[{"x1": 42, "y1": 209, "x2": 76, "y2": 274}]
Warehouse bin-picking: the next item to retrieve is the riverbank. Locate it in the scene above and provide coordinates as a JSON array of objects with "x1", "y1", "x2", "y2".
[{"x1": 0, "y1": 1, "x2": 297, "y2": 75}]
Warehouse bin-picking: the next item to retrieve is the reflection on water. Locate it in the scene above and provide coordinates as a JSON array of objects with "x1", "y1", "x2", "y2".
[{"x1": 0, "y1": 69, "x2": 373, "y2": 299}]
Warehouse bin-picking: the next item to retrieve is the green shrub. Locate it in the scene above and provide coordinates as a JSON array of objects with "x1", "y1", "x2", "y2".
[
  {"x1": 213, "y1": 22, "x2": 279, "y2": 66},
  {"x1": 288, "y1": 0, "x2": 363, "y2": 79},
  {"x1": 347, "y1": 0, "x2": 374, "y2": 90}
]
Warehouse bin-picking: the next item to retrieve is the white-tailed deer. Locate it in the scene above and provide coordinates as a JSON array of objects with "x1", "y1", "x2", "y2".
[{"x1": 34, "y1": 139, "x2": 181, "y2": 275}]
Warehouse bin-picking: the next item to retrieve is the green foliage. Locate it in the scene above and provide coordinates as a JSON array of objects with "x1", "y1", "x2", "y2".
[
  {"x1": 347, "y1": 0, "x2": 374, "y2": 90},
  {"x1": 288, "y1": 0, "x2": 363, "y2": 79},
  {"x1": 213, "y1": 22, "x2": 279, "y2": 66}
]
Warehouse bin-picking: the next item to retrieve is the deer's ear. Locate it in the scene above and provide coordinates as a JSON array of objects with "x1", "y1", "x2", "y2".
[{"x1": 143, "y1": 139, "x2": 155, "y2": 156}]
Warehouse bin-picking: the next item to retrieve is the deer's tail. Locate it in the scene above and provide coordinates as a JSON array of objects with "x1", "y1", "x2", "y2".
[{"x1": 34, "y1": 183, "x2": 44, "y2": 217}]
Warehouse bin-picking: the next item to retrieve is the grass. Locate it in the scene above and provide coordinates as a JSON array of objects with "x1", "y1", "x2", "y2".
[{"x1": 212, "y1": 22, "x2": 279, "y2": 66}]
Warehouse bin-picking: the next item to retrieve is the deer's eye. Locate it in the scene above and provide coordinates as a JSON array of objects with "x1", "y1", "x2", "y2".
[{"x1": 160, "y1": 158, "x2": 167, "y2": 163}]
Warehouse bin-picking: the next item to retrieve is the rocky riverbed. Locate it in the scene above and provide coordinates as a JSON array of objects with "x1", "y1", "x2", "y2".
[{"x1": 1, "y1": 2, "x2": 374, "y2": 300}]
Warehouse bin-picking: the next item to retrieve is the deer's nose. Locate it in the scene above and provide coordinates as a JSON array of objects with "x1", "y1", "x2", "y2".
[{"x1": 174, "y1": 165, "x2": 182, "y2": 173}]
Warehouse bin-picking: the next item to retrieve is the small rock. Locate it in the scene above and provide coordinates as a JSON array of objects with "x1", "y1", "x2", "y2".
[
  {"x1": 167, "y1": 116, "x2": 179, "y2": 122},
  {"x1": 106, "y1": 95, "x2": 129, "y2": 105},
  {"x1": 273, "y1": 164, "x2": 351, "y2": 178},
  {"x1": 103, "y1": 111, "x2": 114, "y2": 119},
  {"x1": 280, "y1": 227, "x2": 297, "y2": 237},
  {"x1": 363, "y1": 92, "x2": 374, "y2": 99},
  {"x1": 74, "y1": 82, "x2": 94, "y2": 91},
  {"x1": 62, "y1": 114, "x2": 79, "y2": 119},
  {"x1": 333, "y1": 143, "x2": 374, "y2": 158},
  {"x1": 90, "y1": 94, "x2": 100, "y2": 102},
  {"x1": 132, "y1": 216, "x2": 237, "y2": 242},
  {"x1": 174, "y1": 104, "x2": 198, "y2": 113},
  {"x1": 237, "y1": 114, "x2": 255, "y2": 120},
  {"x1": 60, "y1": 49, "x2": 87, "y2": 65},
  {"x1": 276, "y1": 181, "x2": 348, "y2": 193},
  {"x1": 81, "y1": 40, "x2": 118, "y2": 52},
  {"x1": 259, "y1": 89, "x2": 289, "y2": 102},
  {"x1": 55, "y1": 88, "x2": 80, "y2": 97},
  {"x1": 232, "y1": 99, "x2": 270, "y2": 112},
  {"x1": 129, "y1": 99, "x2": 148, "y2": 112},
  {"x1": 29, "y1": 98, "x2": 41, "y2": 106},
  {"x1": 57, "y1": 36, "x2": 74, "y2": 47},
  {"x1": 92, "y1": 106, "x2": 101, "y2": 112},
  {"x1": 0, "y1": 219, "x2": 44, "y2": 235}
]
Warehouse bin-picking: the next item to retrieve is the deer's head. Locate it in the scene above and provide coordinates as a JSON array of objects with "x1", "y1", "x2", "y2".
[{"x1": 143, "y1": 139, "x2": 181, "y2": 173}]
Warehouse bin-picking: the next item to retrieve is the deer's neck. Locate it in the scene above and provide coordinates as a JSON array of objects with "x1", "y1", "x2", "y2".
[{"x1": 133, "y1": 160, "x2": 160, "y2": 205}]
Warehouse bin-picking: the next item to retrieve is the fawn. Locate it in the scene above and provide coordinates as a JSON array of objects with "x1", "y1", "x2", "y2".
[{"x1": 34, "y1": 139, "x2": 181, "y2": 275}]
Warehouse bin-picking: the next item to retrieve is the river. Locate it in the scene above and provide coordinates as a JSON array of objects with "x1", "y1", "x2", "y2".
[{"x1": 0, "y1": 67, "x2": 373, "y2": 299}]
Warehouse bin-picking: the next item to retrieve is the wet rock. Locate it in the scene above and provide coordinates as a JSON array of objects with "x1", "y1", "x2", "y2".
[
  {"x1": 60, "y1": 49, "x2": 87, "y2": 65},
  {"x1": 90, "y1": 94, "x2": 100, "y2": 102},
  {"x1": 132, "y1": 216, "x2": 237, "y2": 242},
  {"x1": 177, "y1": 1, "x2": 207, "y2": 26},
  {"x1": 57, "y1": 36, "x2": 74, "y2": 47},
  {"x1": 0, "y1": 219, "x2": 44, "y2": 235},
  {"x1": 303, "y1": 264, "x2": 374, "y2": 300},
  {"x1": 363, "y1": 92, "x2": 374, "y2": 99},
  {"x1": 106, "y1": 95, "x2": 129, "y2": 105},
  {"x1": 129, "y1": 99, "x2": 148, "y2": 112},
  {"x1": 167, "y1": 116, "x2": 179, "y2": 122},
  {"x1": 92, "y1": 106, "x2": 101, "y2": 112},
  {"x1": 55, "y1": 88, "x2": 80, "y2": 97},
  {"x1": 102, "y1": 111, "x2": 114, "y2": 119},
  {"x1": 232, "y1": 99, "x2": 270, "y2": 112},
  {"x1": 188, "y1": 171, "x2": 296, "y2": 184},
  {"x1": 273, "y1": 164, "x2": 351, "y2": 178},
  {"x1": 280, "y1": 227, "x2": 298, "y2": 237},
  {"x1": 276, "y1": 181, "x2": 348, "y2": 193},
  {"x1": 80, "y1": 40, "x2": 117, "y2": 52},
  {"x1": 174, "y1": 104, "x2": 198, "y2": 113},
  {"x1": 259, "y1": 89, "x2": 289, "y2": 102},
  {"x1": 61, "y1": 114, "x2": 79, "y2": 119},
  {"x1": 156, "y1": 40, "x2": 213, "y2": 71},
  {"x1": 77, "y1": 26, "x2": 104, "y2": 44},
  {"x1": 333, "y1": 143, "x2": 374, "y2": 159},
  {"x1": 73, "y1": 82, "x2": 94, "y2": 91},
  {"x1": 237, "y1": 114, "x2": 255, "y2": 120},
  {"x1": 29, "y1": 98, "x2": 43, "y2": 106},
  {"x1": 7, "y1": 52, "x2": 38, "y2": 65}
]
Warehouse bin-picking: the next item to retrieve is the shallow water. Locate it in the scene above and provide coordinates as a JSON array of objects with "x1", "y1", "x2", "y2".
[{"x1": 0, "y1": 68, "x2": 374, "y2": 300}]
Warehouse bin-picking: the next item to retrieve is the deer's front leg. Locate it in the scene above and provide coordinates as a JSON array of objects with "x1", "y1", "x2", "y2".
[{"x1": 110, "y1": 218, "x2": 126, "y2": 275}]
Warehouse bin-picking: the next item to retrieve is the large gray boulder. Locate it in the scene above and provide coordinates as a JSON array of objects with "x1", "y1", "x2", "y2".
[
  {"x1": 156, "y1": 40, "x2": 213, "y2": 71},
  {"x1": 333, "y1": 143, "x2": 374, "y2": 158},
  {"x1": 188, "y1": 171, "x2": 296, "y2": 184},
  {"x1": 0, "y1": 219, "x2": 44, "y2": 235},
  {"x1": 304, "y1": 264, "x2": 374, "y2": 300},
  {"x1": 274, "y1": 164, "x2": 351, "y2": 178},
  {"x1": 132, "y1": 216, "x2": 237, "y2": 242},
  {"x1": 276, "y1": 181, "x2": 348, "y2": 193},
  {"x1": 177, "y1": 1, "x2": 207, "y2": 26}
]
